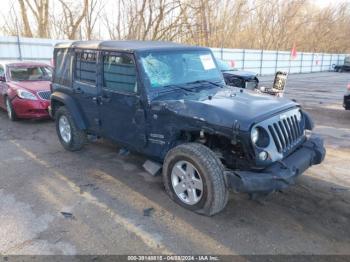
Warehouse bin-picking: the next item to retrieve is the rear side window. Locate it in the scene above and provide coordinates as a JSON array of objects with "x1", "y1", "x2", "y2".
[
  {"x1": 75, "y1": 50, "x2": 97, "y2": 85},
  {"x1": 103, "y1": 53, "x2": 137, "y2": 93},
  {"x1": 0, "y1": 65, "x2": 4, "y2": 76},
  {"x1": 54, "y1": 48, "x2": 73, "y2": 86}
]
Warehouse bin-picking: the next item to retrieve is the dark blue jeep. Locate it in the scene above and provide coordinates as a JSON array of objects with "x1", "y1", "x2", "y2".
[{"x1": 50, "y1": 41, "x2": 325, "y2": 215}]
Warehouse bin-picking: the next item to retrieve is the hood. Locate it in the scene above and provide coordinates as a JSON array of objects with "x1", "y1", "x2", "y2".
[
  {"x1": 223, "y1": 70, "x2": 257, "y2": 79},
  {"x1": 9, "y1": 81, "x2": 51, "y2": 92},
  {"x1": 154, "y1": 87, "x2": 298, "y2": 131}
]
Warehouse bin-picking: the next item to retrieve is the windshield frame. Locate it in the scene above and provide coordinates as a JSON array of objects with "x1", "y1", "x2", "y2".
[
  {"x1": 135, "y1": 48, "x2": 225, "y2": 99},
  {"x1": 8, "y1": 65, "x2": 53, "y2": 82}
]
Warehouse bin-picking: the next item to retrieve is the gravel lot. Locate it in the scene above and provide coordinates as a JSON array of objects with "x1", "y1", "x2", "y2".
[{"x1": 0, "y1": 72, "x2": 349, "y2": 255}]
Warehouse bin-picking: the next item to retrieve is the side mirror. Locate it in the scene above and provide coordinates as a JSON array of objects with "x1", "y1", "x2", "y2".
[{"x1": 0, "y1": 75, "x2": 5, "y2": 82}]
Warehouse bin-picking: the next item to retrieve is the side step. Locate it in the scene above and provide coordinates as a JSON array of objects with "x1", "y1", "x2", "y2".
[{"x1": 143, "y1": 160, "x2": 162, "y2": 176}]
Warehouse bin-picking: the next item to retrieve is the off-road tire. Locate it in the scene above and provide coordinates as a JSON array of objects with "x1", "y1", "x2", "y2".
[
  {"x1": 5, "y1": 97, "x2": 17, "y2": 121},
  {"x1": 163, "y1": 143, "x2": 229, "y2": 216},
  {"x1": 55, "y1": 106, "x2": 87, "y2": 151}
]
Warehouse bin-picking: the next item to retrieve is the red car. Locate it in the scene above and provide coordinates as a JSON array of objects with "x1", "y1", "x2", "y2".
[{"x1": 0, "y1": 61, "x2": 52, "y2": 120}]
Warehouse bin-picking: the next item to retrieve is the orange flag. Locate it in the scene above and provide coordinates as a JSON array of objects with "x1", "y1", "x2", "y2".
[{"x1": 291, "y1": 43, "x2": 297, "y2": 59}]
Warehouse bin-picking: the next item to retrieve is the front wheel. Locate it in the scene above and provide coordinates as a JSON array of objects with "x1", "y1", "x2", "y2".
[
  {"x1": 163, "y1": 143, "x2": 228, "y2": 216},
  {"x1": 55, "y1": 106, "x2": 87, "y2": 151}
]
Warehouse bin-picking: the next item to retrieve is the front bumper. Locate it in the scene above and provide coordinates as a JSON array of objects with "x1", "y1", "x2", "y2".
[
  {"x1": 12, "y1": 97, "x2": 51, "y2": 119},
  {"x1": 343, "y1": 95, "x2": 350, "y2": 110},
  {"x1": 225, "y1": 135, "x2": 326, "y2": 194}
]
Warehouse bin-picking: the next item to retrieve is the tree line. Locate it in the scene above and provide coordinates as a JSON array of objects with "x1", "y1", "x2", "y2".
[{"x1": 1, "y1": 0, "x2": 349, "y2": 53}]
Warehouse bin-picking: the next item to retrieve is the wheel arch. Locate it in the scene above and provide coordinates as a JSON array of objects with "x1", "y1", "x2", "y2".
[{"x1": 51, "y1": 92, "x2": 88, "y2": 130}]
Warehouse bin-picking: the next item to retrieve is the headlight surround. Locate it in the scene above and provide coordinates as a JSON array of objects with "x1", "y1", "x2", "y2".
[
  {"x1": 251, "y1": 127, "x2": 259, "y2": 144},
  {"x1": 251, "y1": 126, "x2": 270, "y2": 148},
  {"x1": 17, "y1": 89, "x2": 38, "y2": 100},
  {"x1": 296, "y1": 110, "x2": 302, "y2": 122}
]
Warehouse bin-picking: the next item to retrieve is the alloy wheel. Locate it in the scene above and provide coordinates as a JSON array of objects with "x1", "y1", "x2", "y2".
[
  {"x1": 171, "y1": 160, "x2": 203, "y2": 205},
  {"x1": 58, "y1": 115, "x2": 72, "y2": 143}
]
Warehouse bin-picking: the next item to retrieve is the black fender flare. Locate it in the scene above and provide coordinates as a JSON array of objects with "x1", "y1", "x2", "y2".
[
  {"x1": 302, "y1": 110, "x2": 314, "y2": 130},
  {"x1": 51, "y1": 92, "x2": 88, "y2": 130}
]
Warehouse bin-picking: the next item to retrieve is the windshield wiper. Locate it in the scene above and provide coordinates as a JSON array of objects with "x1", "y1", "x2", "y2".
[
  {"x1": 221, "y1": 69, "x2": 237, "y2": 72},
  {"x1": 186, "y1": 80, "x2": 224, "y2": 88},
  {"x1": 161, "y1": 84, "x2": 196, "y2": 93}
]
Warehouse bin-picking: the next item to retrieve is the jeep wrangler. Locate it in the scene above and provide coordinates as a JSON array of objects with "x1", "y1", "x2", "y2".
[{"x1": 50, "y1": 41, "x2": 325, "y2": 216}]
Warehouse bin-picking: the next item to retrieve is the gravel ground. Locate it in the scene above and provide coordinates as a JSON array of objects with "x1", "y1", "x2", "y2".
[{"x1": 0, "y1": 72, "x2": 349, "y2": 256}]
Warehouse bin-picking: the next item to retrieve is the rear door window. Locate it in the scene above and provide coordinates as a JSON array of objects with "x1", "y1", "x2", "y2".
[
  {"x1": 103, "y1": 53, "x2": 137, "y2": 93},
  {"x1": 75, "y1": 50, "x2": 97, "y2": 85}
]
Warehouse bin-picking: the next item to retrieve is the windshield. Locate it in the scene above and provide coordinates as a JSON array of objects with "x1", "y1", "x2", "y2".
[
  {"x1": 216, "y1": 59, "x2": 237, "y2": 71},
  {"x1": 139, "y1": 50, "x2": 223, "y2": 91},
  {"x1": 9, "y1": 66, "x2": 52, "y2": 81}
]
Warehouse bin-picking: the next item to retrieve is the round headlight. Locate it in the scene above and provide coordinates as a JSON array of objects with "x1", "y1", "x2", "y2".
[
  {"x1": 251, "y1": 126, "x2": 270, "y2": 147},
  {"x1": 251, "y1": 127, "x2": 259, "y2": 144}
]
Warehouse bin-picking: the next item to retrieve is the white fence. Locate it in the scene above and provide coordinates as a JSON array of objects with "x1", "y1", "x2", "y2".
[
  {"x1": 212, "y1": 48, "x2": 348, "y2": 75},
  {"x1": 0, "y1": 35, "x2": 348, "y2": 75},
  {"x1": 0, "y1": 36, "x2": 62, "y2": 63}
]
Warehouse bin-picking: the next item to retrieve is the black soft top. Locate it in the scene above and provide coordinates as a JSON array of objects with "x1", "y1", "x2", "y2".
[{"x1": 54, "y1": 40, "x2": 209, "y2": 53}]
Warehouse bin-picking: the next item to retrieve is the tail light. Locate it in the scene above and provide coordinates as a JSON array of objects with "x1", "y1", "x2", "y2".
[{"x1": 347, "y1": 83, "x2": 350, "y2": 91}]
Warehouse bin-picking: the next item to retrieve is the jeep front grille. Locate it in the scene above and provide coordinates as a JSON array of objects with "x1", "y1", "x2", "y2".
[
  {"x1": 37, "y1": 91, "x2": 51, "y2": 101},
  {"x1": 267, "y1": 113, "x2": 304, "y2": 153}
]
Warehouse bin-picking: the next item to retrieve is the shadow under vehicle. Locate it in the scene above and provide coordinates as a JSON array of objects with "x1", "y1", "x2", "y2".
[{"x1": 50, "y1": 41, "x2": 325, "y2": 216}]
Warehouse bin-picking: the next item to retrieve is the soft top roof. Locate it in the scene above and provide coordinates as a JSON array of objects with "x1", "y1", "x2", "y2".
[{"x1": 54, "y1": 40, "x2": 209, "y2": 52}]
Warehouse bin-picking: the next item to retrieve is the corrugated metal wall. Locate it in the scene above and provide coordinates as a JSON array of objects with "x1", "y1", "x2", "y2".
[
  {"x1": 0, "y1": 36, "x2": 65, "y2": 63},
  {"x1": 211, "y1": 48, "x2": 349, "y2": 75},
  {"x1": 0, "y1": 36, "x2": 348, "y2": 75}
]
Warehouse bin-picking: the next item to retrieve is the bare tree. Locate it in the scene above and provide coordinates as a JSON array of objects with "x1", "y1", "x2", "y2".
[
  {"x1": 58, "y1": 0, "x2": 89, "y2": 39},
  {"x1": 22, "y1": 0, "x2": 50, "y2": 38},
  {"x1": 18, "y1": 0, "x2": 33, "y2": 37},
  {"x1": 84, "y1": 0, "x2": 104, "y2": 40}
]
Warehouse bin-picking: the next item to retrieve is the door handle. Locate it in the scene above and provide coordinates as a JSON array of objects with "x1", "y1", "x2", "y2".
[
  {"x1": 75, "y1": 87, "x2": 83, "y2": 94},
  {"x1": 101, "y1": 95, "x2": 111, "y2": 103}
]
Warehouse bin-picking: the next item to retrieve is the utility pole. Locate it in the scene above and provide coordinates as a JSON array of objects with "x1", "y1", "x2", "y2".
[{"x1": 15, "y1": 17, "x2": 23, "y2": 61}]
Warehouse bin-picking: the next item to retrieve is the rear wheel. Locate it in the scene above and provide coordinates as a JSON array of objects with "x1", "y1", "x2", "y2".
[
  {"x1": 5, "y1": 97, "x2": 16, "y2": 121},
  {"x1": 55, "y1": 106, "x2": 87, "y2": 151},
  {"x1": 163, "y1": 143, "x2": 228, "y2": 216}
]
